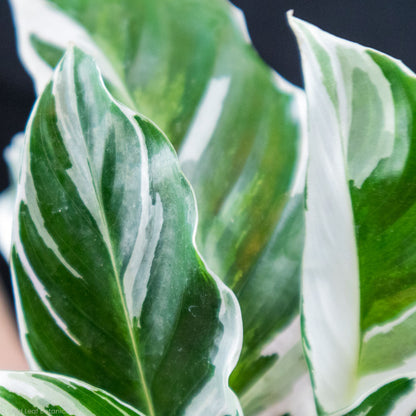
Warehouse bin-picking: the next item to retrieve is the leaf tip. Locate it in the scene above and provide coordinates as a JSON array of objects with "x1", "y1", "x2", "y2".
[{"x1": 286, "y1": 10, "x2": 305, "y2": 35}]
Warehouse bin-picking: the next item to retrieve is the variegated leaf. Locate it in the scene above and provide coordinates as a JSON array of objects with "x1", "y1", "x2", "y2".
[
  {"x1": 0, "y1": 371, "x2": 147, "y2": 415},
  {"x1": 289, "y1": 13, "x2": 416, "y2": 415},
  {"x1": 11, "y1": 46, "x2": 242, "y2": 416},
  {"x1": 8, "y1": 0, "x2": 309, "y2": 411}
]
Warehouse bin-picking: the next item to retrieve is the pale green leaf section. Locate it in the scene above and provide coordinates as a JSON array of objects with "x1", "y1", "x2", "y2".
[
  {"x1": 0, "y1": 371, "x2": 146, "y2": 415},
  {"x1": 11, "y1": 47, "x2": 242, "y2": 416},
  {"x1": 289, "y1": 12, "x2": 416, "y2": 416},
  {"x1": 8, "y1": 0, "x2": 310, "y2": 412}
]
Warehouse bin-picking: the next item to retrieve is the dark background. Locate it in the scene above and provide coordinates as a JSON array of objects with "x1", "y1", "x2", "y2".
[{"x1": 1, "y1": 0, "x2": 416, "y2": 304}]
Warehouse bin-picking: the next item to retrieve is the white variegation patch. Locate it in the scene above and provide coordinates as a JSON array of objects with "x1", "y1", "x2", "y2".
[
  {"x1": 179, "y1": 77, "x2": 231, "y2": 165},
  {"x1": 388, "y1": 382, "x2": 416, "y2": 415},
  {"x1": 53, "y1": 51, "x2": 110, "y2": 243},
  {"x1": 289, "y1": 14, "x2": 361, "y2": 413},
  {"x1": 5, "y1": 373, "x2": 95, "y2": 415},
  {"x1": 124, "y1": 193, "x2": 164, "y2": 320},
  {"x1": 14, "y1": 230, "x2": 81, "y2": 347},
  {"x1": 261, "y1": 316, "x2": 301, "y2": 358},
  {"x1": 19, "y1": 137, "x2": 83, "y2": 279},
  {"x1": 363, "y1": 303, "x2": 416, "y2": 343},
  {"x1": 0, "y1": 399, "x2": 21, "y2": 415},
  {"x1": 116, "y1": 106, "x2": 165, "y2": 323}
]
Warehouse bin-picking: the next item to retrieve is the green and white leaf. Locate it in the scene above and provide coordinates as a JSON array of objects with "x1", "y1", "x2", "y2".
[
  {"x1": 0, "y1": 371, "x2": 146, "y2": 415},
  {"x1": 8, "y1": 0, "x2": 309, "y2": 412},
  {"x1": 289, "y1": 13, "x2": 416, "y2": 415},
  {"x1": 11, "y1": 46, "x2": 242, "y2": 416},
  {"x1": 343, "y1": 378, "x2": 416, "y2": 416}
]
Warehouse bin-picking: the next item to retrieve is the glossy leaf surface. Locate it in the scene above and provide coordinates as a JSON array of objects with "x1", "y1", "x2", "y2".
[
  {"x1": 0, "y1": 371, "x2": 146, "y2": 415},
  {"x1": 11, "y1": 47, "x2": 242, "y2": 416},
  {"x1": 9, "y1": 0, "x2": 308, "y2": 410},
  {"x1": 290, "y1": 13, "x2": 416, "y2": 415}
]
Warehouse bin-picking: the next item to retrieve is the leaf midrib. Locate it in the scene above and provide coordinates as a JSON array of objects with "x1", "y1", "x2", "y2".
[{"x1": 78, "y1": 108, "x2": 156, "y2": 415}]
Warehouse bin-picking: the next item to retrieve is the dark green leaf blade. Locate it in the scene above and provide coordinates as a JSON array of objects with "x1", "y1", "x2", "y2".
[
  {"x1": 0, "y1": 371, "x2": 146, "y2": 415},
  {"x1": 11, "y1": 47, "x2": 242, "y2": 416}
]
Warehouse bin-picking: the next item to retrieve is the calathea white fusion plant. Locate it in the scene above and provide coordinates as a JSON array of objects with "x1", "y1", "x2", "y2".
[{"x1": 0, "y1": 0, "x2": 416, "y2": 415}]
